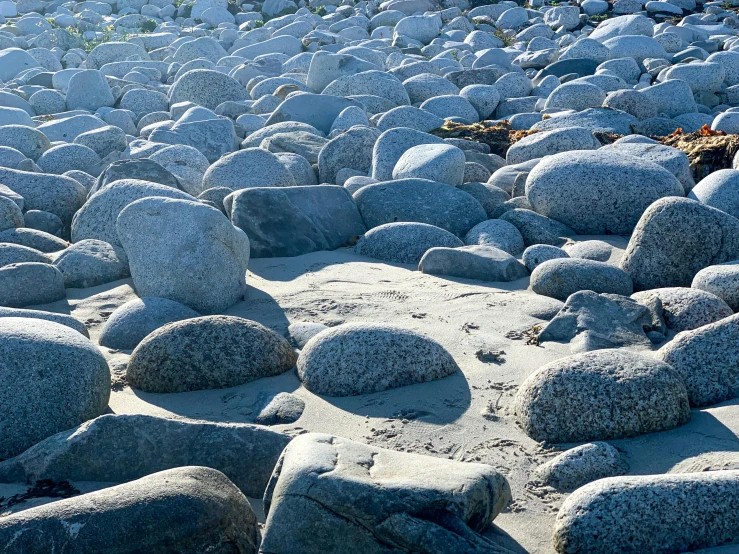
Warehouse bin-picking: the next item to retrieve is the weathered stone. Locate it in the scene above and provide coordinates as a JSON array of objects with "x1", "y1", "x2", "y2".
[
  {"x1": 632, "y1": 287, "x2": 733, "y2": 332},
  {"x1": 534, "y1": 442, "x2": 628, "y2": 493},
  {"x1": 531, "y1": 258, "x2": 634, "y2": 301},
  {"x1": 419, "y1": 245, "x2": 529, "y2": 282},
  {"x1": 355, "y1": 222, "x2": 463, "y2": 264}
]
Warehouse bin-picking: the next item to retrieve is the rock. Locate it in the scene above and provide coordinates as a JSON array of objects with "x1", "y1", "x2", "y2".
[
  {"x1": 287, "y1": 322, "x2": 328, "y2": 349},
  {"x1": 0, "y1": 413, "x2": 290, "y2": 498},
  {"x1": 371, "y1": 127, "x2": 446, "y2": 181},
  {"x1": 91, "y1": 159, "x2": 181, "y2": 196},
  {"x1": 0, "y1": 195, "x2": 23, "y2": 232},
  {"x1": 23, "y1": 210, "x2": 63, "y2": 237},
  {"x1": 53, "y1": 239, "x2": 130, "y2": 288},
  {"x1": 149, "y1": 109, "x2": 236, "y2": 164},
  {"x1": 65, "y1": 70, "x2": 114, "y2": 111},
  {"x1": 261, "y1": 433, "x2": 511, "y2": 553},
  {"x1": 632, "y1": 287, "x2": 733, "y2": 332},
  {"x1": 203, "y1": 148, "x2": 296, "y2": 190},
  {"x1": 692, "y1": 262, "x2": 739, "y2": 311},
  {"x1": 620, "y1": 198, "x2": 739, "y2": 290},
  {"x1": 391, "y1": 143, "x2": 465, "y2": 186},
  {"x1": 253, "y1": 392, "x2": 305, "y2": 425},
  {"x1": 545, "y1": 82, "x2": 607, "y2": 112},
  {"x1": 464, "y1": 218, "x2": 525, "y2": 255},
  {"x1": 457, "y1": 182, "x2": 510, "y2": 219},
  {"x1": 531, "y1": 258, "x2": 634, "y2": 300},
  {"x1": 354, "y1": 178, "x2": 487, "y2": 237},
  {"x1": 318, "y1": 126, "x2": 379, "y2": 184},
  {"x1": 355, "y1": 222, "x2": 463, "y2": 264},
  {"x1": 323, "y1": 70, "x2": 410, "y2": 108},
  {"x1": 689, "y1": 169, "x2": 739, "y2": 219},
  {"x1": 0, "y1": 307, "x2": 87, "y2": 336},
  {"x1": 74, "y1": 125, "x2": 128, "y2": 159},
  {"x1": 99, "y1": 297, "x2": 199, "y2": 351},
  {"x1": 553, "y1": 471, "x2": 739, "y2": 554},
  {"x1": 169, "y1": 69, "x2": 249, "y2": 111},
  {"x1": 506, "y1": 127, "x2": 600, "y2": 165},
  {"x1": 127, "y1": 315, "x2": 296, "y2": 393},
  {"x1": 117, "y1": 197, "x2": 250, "y2": 314},
  {"x1": 421, "y1": 94, "x2": 480, "y2": 123},
  {"x1": 0, "y1": 263, "x2": 66, "y2": 308},
  {"x1": 526, "y1": 150, "x2": 684, "y2": 235},
  {"x1": 538, "y1": 290, "x2": 664, "y2": 352},
  {"x1": 0, "y1": 317, "x2": 109, "y2": 459},
  {"x1": 0, "y1": 228, "x2": 68, "y2": 253},
  {"x1": 514, "y1": 350, "x2": 690, "y2": 442},
  {"x1": 640, "y1": 78, "x2": 697, "y2": 118},
  {"x1": 0, "y1": 243, "x2": 49, "y2": 268},
  {"x1": 419, "y1": 245, "x2": 529, "y2": 282},
  {"x1": 266, "y1": 93, "x2": 364, "y2": 135},
  {"x1": 37, "y1": 144, "x2": 102, "y2": 176},
  {"x1": 0, "y1": 125, "x2": 50, "y2": 161},
  {"x1": 522, "y1": 244, "x2": 569, "y2": 271},
  {"x1": 530, "y1": 107, "x2": 638, "y2": 135},
  {"x1": 297, "y1": 323, "x2": 458, "y2": 396},
  {"x1": 563, "y1": 240, "x2": 613, "y2": 262},
  {"x1": 657, "y1": 313, "x2": 739, "y2": 407},
  {"x1": 534, "y1": 442, "x2": 628, "y2": 493},
  {"x1": 499, "y1": 209, "x2": 574, "y2": 247},
  {"x1": 149, "y1": 145, "x2": 210, "y2": 196},
  {"x1": 0, "y1": 48, "x2": 42, "y2": 81},
  {"x1": 230, "y1": 185, "x2": 366, "y2": 258},
  {"x1": 0, "y1": 467, "x2": 258, "y2": 554},
  {"x1": 72, "y1": 180, "x2": 194, "y2": 246}
]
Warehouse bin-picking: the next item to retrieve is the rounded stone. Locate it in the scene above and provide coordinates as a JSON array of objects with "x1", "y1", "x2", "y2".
[
  {"x1": 534, "y1": 442, "x2": 629, "y2": 492},
  {"x1": 530, "y1": 258, "x2": 634, "y2": 300},
  {"x1": 692, "y1": 261, "x2": 739, "y2": 311},
  {"x1": 632, "y1": 287, "x2": 733, "y2": 332},
  {"x1": 355, "y1": 222, "x2": 463, "y2": 264},
  {"x1": 464, "y1": 219, "x2": 525, "y2": 256},
  {"x1": 522, "y1": 244, "x2": 569, "y2": 272}
]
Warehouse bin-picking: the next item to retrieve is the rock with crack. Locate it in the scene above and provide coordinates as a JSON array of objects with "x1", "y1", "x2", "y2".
[
  {"x1": 260, "y1": 433, "x2": 514, "y2": 554},
  {"x1": 538, "y1": 290, "x2": 666, "y2": 353},
  {"x1": 0, "y1": 413, "x2": 290, "y2": 497}
]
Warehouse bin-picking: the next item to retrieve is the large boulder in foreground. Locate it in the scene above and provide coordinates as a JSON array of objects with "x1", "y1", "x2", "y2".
[
  {"x1": 0, "y1": 466, "x2": 258, "y2": 554},
  {"x1": 117, "y1": 197, "x2": 250, "y2": 314},
  {"x1": 514, "y1": 350, "x2": 690, "y2": 443},
  {"x1": 0, "y1": 414, "x2": 290, "y2": 497},
  {"x1": 230, "y1": 185, "x2": 366, "y2": 258},
  {"x1": 553, "y1": 471, "x2": 739, "y2": 554},
  {"x1": 525, "y1": 150, "x2": 684, "y2": 235},
  {"x1": 0, "y1": 317, "x2": 110, "y2": 459},
  {"x1": 297, "y1": 323, "x2": 458, "y2": 396},
  {"x1": 127, "y1": 316, "x2": 297, "y2": 393},
  {"x1": 261, "y1": 433, "x2": 511, "y2": 554},
  {"x1": 620, "y1": 197, "x2": 739, "y2": 290}
]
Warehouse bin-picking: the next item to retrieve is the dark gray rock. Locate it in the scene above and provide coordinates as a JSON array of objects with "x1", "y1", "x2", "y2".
[
  {"x1": 554, "y1": 471, "x2": 739, "y2": 554},
  {"x1": 632, "y1": 287, "x2": 733, "y2": 332},
  {"x1": 563, "y1": 240, "x2": 613, "y2": 262},
  {"x1": 355, "y1": 222, "x2": 463, "y2": 264},
  {"x1": 620, "y1": 197, "x2": 739, "y2": 290},
  {"x1": 0, "y1": 228, "x2": 68, "y2": 253},
  {"x1": 53, "y1": 239, "x2": 130, "y2": 288},
  {"x1": 0, "y1": 263, "x2": 66, "y2": 308},
  {"x1": 354, "y1": 178, "x2": 487, "y2": 237},
  {"x1": 0, "y1": 413, "x2": 290, "y2": 498},
  {"x1": 231, "y1": 185, "x2": 366, "y2": 258},
  {"x1": 538, "y1": 290, "x2": 664, "y2": 353},
  {"x1": 0, "y1": 466, "x2": 258, "y2": 554},
  {"x1": 0, "y1": 307, "x2": 87, "y2": 336},
  {"x1": 531, "y1": 258, "x2": 633, "y2": 301},
  {"x1": 297, "y1": 323, "x2": 458, "y2": 397},
  {"x1": 0, "y1": 243, "x2": 50, "y2": 268},
  {"x1": 261, "y1": 433, "x2": 511, "y2": 554},
  {"x1": 23, "y1": 210, "x2": 63, "y2": 237},
  {"x1": 117, "y1": 197, "x2": 249, "y2": 314},
  {"x1": 419, "y1": 245, "x2": 529, "y2": 282},
  {"x1": 533, "y1": 442, "x2": 628, "y2": 493},
  {"x1": 514, "y1": 350, "x2": 691, "y2": 442},
  {"x1": 266, "y1": 93, "x2": 365, "y2": 134},
  {"x1": 90, "y1": 159, "x2": 180, "y2": 196},
  {"x1": 499, "y1": 209, "x2": 574, "y2": 247},
  {"x1": 127, "y1": 316, "x2": 297, "y2": 393},
  {"x1": 0, "y1": 317, "x2": 110, "y2": 459},
  {"x1": 99, "y1": 297, "x2": 199, "y2": 351},
  {"x1": 456, "y1": 182, "x2": 510, "y2": 218}
]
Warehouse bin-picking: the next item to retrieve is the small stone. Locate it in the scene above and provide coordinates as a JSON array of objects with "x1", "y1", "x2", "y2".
[
  {"x1": 534, "y1": 442, "x2": 628, "y2": 493},
  {"x1": 355, "y1": 222, "x2": 463, "y2": 264},
  {"x1": 419, "y1": 245, "x2": 529, "y2": 282},
  {"x1": 531, "y1": 258, "x2": 633, "y2": 301}
]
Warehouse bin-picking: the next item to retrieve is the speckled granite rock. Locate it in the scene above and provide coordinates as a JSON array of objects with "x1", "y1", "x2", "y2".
[{"x1": 534, "y1": 442, "x2": 628, "y2": 492}]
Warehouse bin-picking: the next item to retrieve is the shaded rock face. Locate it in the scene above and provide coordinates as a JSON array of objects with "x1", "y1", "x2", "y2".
[
  {"x1": 0, "y1": 466, "x2": 259, "y2": 554},
  {"x1": 261, "y1": 433, "x2": 512, "y2": 554},
  {"x1": 127, "y1": 315, "x2": 297, "y2": 393},
  {"x1": 0, "y1": 414, "x2": 290, "y2": 498}
]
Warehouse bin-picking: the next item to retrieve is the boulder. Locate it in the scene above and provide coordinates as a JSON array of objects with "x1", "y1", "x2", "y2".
[
  {"x1": 506, "y1": 127, "x2": 600, "y2": 165},
  {"x1": 419, "y1": 245, "x2": 529, "y2": 282},
  {"x1": 370, "y1": 127, "x2": 445, "y2": 181},
  {"x1": 531, "y1": 258, "x2": 634, "y2": 300},
  {"x1": 127, "y1": 316, "x2": 296, "y2": 393},
  {"x1": 499, "y1": 209, "x2": 574, "y2": 247},
  {"x1": 464, "y1": 219, "x2": 525, "y2": 256},
  {"x1": 522, "y1": 244, "x2": 569, "y2": 271},
  {"x1": 534, "y1": 442, "x2": 628, "y2": 493},
  {"x1": 318, "y1": 126, "x2": 380, "y2": 185},
  {"x1": 297, "y1": 323, "x2": 458, "y2": 396},
  {"x1": 0, "y1": 263, "x2": 66, "y2": 308},
  {"x1": 392, "y1": 143, "x2": 466, "y2": 186},
  {"x1": 90, "y1": 159, "x2": 181, "y2": 196},
  {"x1": 0, "y1": 467, "x2": 258, "y2": 554},
  {"x1": 355, "y1": 222, "x2": 463, "y2": 264},
  {"x1": 0, "y1": 317, "x2": 110, "y2": 459},
  {"x1": 0, "y1": 228, "x2": 67, "y2": 253},
  {"x1": 0, "y1": 307, "x2": 87, "y2": 336},
  {"x1": 261, "y1": 433, "x2": 511, "y2": 554},
  {"x1": 689, "y1": 169, "x2": 739, "y2": 219},
  {"x1": 53, "y1": 239, "x2": 130, "y2": 288},
  {"x1": 169, "y1": 69, "x2": 249, "y2": 110},
  {"x1": 0, "y1": 243, "x2": 49, "y2": 268},
  {"x1": 692, "y1": 261, "x2": 739, "y2": 311},
  {"x1": 203, "y1": 148, "x2": 296, "y2": 190},
  {"x1": 514, "y1": 350, "x2": 691, "y2": 442},
  {"x1": 0, "y1": 195, "x2": 23, "y2": 232},
  {"x1": 632, "y1": 287, "x2": 733, "y2": 332}
]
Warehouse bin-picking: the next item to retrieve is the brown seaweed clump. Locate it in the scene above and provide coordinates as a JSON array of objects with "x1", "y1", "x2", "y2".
[
  {"x1": 429, "y1": 121, "x2": 539, "y2": 158},
  {"x1": 658, "y1": 125, "x2": 739, "y2": 181}
]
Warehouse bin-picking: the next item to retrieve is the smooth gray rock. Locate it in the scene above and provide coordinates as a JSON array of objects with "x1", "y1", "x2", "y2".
[
  {"x1": 318, "y1": 126, "x2": 380, "y2": 184},
  {"x1": 202, "y1": 148, "x2": 296, "y2": 190},
  {"x1": 0, "y1": 243, "x2": 49, "y2": 268},
  {"x1": 169, "y1": 69, "x2": 249, "y2": 110},
  {"x1": 538, "y1": 290, "x2": 664, "y2": 353},
  {"x1": 0, "y1": 194, "x2": 23, "y2": 232},
  {"x1": 354, "y1": 178, "x2": 487, "y2": 237},
  {"x1": 0, "y1": 413, "x2": 290, "y2": 498},
  {"x1": 0, "y1": 466, "x2": 258, "y2": 554},
  {"x1": 456, "y1": 182, "x2": 510, "y2": 219},
  {"x1": 658, "y1": 313, "x2": 739, "y2": 407},
  {"x1": 0, "y1": 228, "x2": 67, "y2": 253},
  {"x1": 287, "y1": 322, "x2": 328, "y2": 349},
  {"x1": 0, "y1": 263, "x2": 66, "y2": 308},
  {"x1": 689, "y1": 169, "x2": 739, "y2": 219},
  {"x1": 464, "y1": 219, "x2": 525, "y2": 256},
  {"x1": 231, "y1": 185, "x2": 366, "y2": 258},
  {"x1": 522, "y1": 244, "x2": 569, "y2": 272},
  {"x1": 370, "y1": 127, "x2": 445, "y2": 181},
  {"x1": 530, "y1": 108, "x2": 638, "y2": 135},
  {"x1": 355, "y1": 222, "x2": 463, "y2": 264},
  {"x1": 266, "y1": 93, "x2": 365, "y2": 135},
  {"x1": 563, "y1": 240, "x2": 613, "y2": 262},
  {"x1": 419, "y1": 245, "x2": 529, "y2": 282},
  {"x1": 297, "y1": 323, "x2": 458, "y2": 397},
  {"x1": 392, "y1": 143, "x2": 465, "y2": 186},
  {"x1": 149, "y1": 112, "x2": 237, "y2": 164},
  {"x1": 506, "y1": 127, "x2": 600, "y2": 165},
  {"x1": 23, "y1": 210, "x2": 63, "y2": 237},
  {"x1": 620, "y1": 198, "x2": 739, "y2": 290},
  {"x1": 692, "y1": 262, "x2": 739, "y2": 311},
  {"x1": 53, "y1": 239, "x2": 130, "y2": 288},
  {"x1": 632, "y1": 287, "x2": 733, "y2": 332},
  {"x1": 531, "y1": 258, "x2": 634, "y2": 301},
  {"x1": 499, "y1": 209, "x2": 574, "y2": 247},
  {"x1": 117, "y1": 197, "x2": 250, "y2": 314},
  {"x1": 253, "y1": 392, "x2": 305, "y2": 425},
  {"x1": 605, "y1": 141, "x2": 694, "y2": 193},
  {"x1": 0, "y1": 317, "x2": 110, "y2": 459},
  {"x1": 72, "y1": 180, "x2": 194, "y2": 246},
  {"x1": 0, "y1": 307, "x2": 87, "y2": 336},
  {"x1": 514, "y1": 350, "x2": 691, "y2": 442},
  {"x1": 553, "y1": 471, "x2": 739, "y2": 554},
  {"x1": 262, "y1": 433, "x2": 511, "y2": 554},
  {"x1": 534, "y1": 442, "x2": 628, "y2": 493},
  {"x1": 526, "y1": 150, "x2": 684, "y2": 235},
  {"x1": 90, "y1": 159, "x2": 180, "y2": 196},
  {"x1": 0, "y1": 125, "x2": 50, "y2": 160},
  {"x1": 127, "y1": 316, "x2": 297, "y2": 393},
  {"x1": 99, "y1": 297, "x2": 199, "y2": 351}
]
